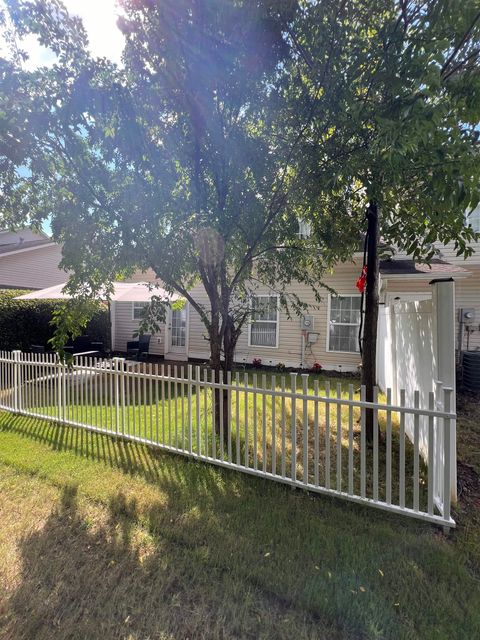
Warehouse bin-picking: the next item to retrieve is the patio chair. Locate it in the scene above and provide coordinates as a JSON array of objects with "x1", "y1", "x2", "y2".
[{"x1": 126, "y1": 334, "x2": 151, "y2": 361}]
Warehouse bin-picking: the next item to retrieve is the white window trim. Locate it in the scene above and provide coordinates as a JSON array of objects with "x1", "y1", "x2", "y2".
[
  {"x1": 465, "y1": 204, "x2": 480, "y2": 233},
  {"x1": 248, "y1": 294, "x2": 280, "y2": 349},
  {"x1": 326, "y1": 293, "x2": 362, "y2": 354},
  {"x1": 168, "y1": 304, "x2": 189, "y2": 351},
  {"x1": 132, "y1": 301, "x2": 149, "y2": 321}
]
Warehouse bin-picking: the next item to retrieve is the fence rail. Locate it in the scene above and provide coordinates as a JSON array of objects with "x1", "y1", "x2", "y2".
[{"x1": 0, "y1": 351, "x2": 456, "y2": 528}]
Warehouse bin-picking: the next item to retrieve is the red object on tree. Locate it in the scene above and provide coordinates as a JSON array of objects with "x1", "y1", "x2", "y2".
[{"x1": 356, "y1": 265, "x2": 367, "y2": 293}]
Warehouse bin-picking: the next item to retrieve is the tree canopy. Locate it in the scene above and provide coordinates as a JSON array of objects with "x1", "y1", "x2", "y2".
[{"x1": 1, "y1": 0, "x2": 479, "y2": 377}]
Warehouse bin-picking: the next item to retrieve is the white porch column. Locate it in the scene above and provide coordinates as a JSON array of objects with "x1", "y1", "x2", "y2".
[{"x1": 430, "y1": 278, "x2": 457, "y2": 502}]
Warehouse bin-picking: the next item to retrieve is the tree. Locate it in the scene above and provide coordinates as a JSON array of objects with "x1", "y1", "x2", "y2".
[
  {"x1": 284, "y1": 0, "x2": 480, "y2": 438},
  {"x1": 0, "y1": 0, "x2": 356, "y2": 435}
]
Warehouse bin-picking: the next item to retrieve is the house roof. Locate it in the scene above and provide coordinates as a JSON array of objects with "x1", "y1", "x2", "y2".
[
  {"x1": 380, "y1": 258, "x2": 470, "y2": 279},
  {"x1": 0, "y1": 238, "x2": 53, "y2": 256},
  {"x1": 15, "y1": 281, "x2": 181, "y2": 303}
]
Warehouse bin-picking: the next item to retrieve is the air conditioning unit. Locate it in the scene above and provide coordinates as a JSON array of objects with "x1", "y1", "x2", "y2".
[
  {"x1": 460, "y1": 308, "x2": 475, "y2": 324},
  {"x1": 301, "y1": 315, "x2": 314, "y2": 330}
]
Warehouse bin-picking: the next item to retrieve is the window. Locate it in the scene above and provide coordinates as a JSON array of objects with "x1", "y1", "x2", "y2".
[
  {"x1": 132, "y1": 301, "x2": 148, "y2": 320},
  {"x1": 298, "y1": 218, "x2": 312, "y2": 239},
  {"x1": 465, "y1": 204, "x2": 480, "y2": 233},
  {"x1": 328, "y1": 295, "x2": 361, "y2": 353},
  {"x1": 249, "y1": 295, "x2": 279, "y2": 347}
]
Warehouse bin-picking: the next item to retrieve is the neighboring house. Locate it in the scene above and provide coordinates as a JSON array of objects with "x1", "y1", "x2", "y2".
[
  {"x1": 112, "y1": 205, "x2": 480, "y2": 369},
  {"x1": 0, "y1": 228, "x2": 67, "y2": 290}
]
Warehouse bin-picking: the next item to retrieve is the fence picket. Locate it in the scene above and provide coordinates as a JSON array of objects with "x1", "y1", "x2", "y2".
[
  {"x1": 413, "y1": 390, "x2": 420, "y2": 511},
  {"x1": 428, "y1": 391, "x2": 435, "y2": 515},
  {"x1": 302, "y1": 375, "x2": 309, "y2": 485},
  {"x1": 281, "y1": 376, "x2": 286, "y2": 478},
  {"x1": 244, "y1": 372, "x2": 249, "y2": 467},
  {"x1": 290, "y1": 373, "x2": 297, "y2": 482},
  {"x1": 271, "y1": 374, "x2": 277, "y2": 476},
  {"x1": 227, "y1": 371, "x2": 232, "y2": 463},
  {"x1": 253, "y1": 373, "x2": 258, "y2": 470},
  {"x1": 196, "y1": 366, "x2": 202, "y2": 457},
  {"x1": 373, "y1": 386, "x2": 379, "y2": 502},
  {"x1": 443, "y1": 388, "x2": 453, "y2": 524},
  {"x1": 325, "y1": 381, "x2": 331, "y2": 490},
  {"x1": 336, "y1": 382, "x2": 342, "y2": 492},
  {"x1": 235, "y1": 372, "x2": 240, "y2": 465},
  {"x1": 348, "y1": 384, "x2": 354, "y2": 496},
  {"x1": 386, "y1": 388, "x2": 392, "y2": 505},
  {"x1": 399, "y1": 389, "x2": 406, "y2": 508},
  {"x1": 313, "y1": 380, "x2": 319, "y2": 486},
  {"x1": 262, "y1": 374, "x2": 267, "y2": 473}
]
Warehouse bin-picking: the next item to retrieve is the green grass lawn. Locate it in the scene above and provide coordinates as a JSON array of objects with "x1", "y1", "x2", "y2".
[
  {"x1": 0, "y1": 388, "x2": 479, "y2": 639},
  {"x1": 16, "y1": 369, "x2": 428, "y2": 511}
]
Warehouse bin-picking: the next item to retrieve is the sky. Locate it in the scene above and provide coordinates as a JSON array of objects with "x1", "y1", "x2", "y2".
[
  {"x1": 19, "y1": 0, "x2": 125, "y2": 68},
  {"x1": 2, "y1": 1, "x2": 126, "y2": 234}
]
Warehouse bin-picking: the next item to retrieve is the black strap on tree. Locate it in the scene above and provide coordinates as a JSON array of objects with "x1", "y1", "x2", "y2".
[{"x1": 358, "y1": 219, "x2": 369, "y2": 356}]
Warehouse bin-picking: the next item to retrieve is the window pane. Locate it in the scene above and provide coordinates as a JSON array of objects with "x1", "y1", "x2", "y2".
[
  {"x1": 251, "y1": 322, "x2": 277, "y2": 347},
  {"x1": 329, "y1": 296, "x2": 361, "y2": 352},
  {"x1": 329, "y1": 324, "x2": 359, "y2": 352},
  {"x1": 252, "y1": 296, "x2": 277, "y2": 321},
  {"x1": 133, "y1": 302, "x2": 148, "y2": 320}
]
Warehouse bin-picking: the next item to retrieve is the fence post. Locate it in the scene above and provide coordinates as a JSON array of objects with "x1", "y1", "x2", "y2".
[
  {"x1": 443, "y1": 387, "x2": 453, "y2": 529},
  {"x1": 431, "y1": 278, "x2": 456, "y2": 503},
  {"x1": 113, "y1": 357, "x2": 125, "y2": 436},
  {"x1": 12, "y1": 350, "x2": 22, "y2": 413}
]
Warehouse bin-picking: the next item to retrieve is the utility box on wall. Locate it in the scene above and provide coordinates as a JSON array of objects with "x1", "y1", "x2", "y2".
[
  {"x1": 301, "y1": 315, "x2": 314, "y2": 330},
  {"x1": 459, "y1": 308, "x2": 475, "y2": 324}
]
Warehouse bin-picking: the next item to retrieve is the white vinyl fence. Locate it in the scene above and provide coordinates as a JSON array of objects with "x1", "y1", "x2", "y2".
[
  {"x1": 0, "y1": 351, "x2": 455, "y2": 529},
  {"x1": 377, "y1": 280, "x2": 457, "y2": 502}
]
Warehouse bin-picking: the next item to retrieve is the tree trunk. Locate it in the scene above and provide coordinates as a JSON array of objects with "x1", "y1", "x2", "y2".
[
  {"x1": 209, "y1": 314, "x2": 237, "y2": 445},
  {"x1": 361, "y1": 201, "x2": 380, "y2": 443}
]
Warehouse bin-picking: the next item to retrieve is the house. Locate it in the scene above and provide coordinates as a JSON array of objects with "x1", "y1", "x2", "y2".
[
  {"x1": 10, "y1": 209, "x2": 478, "y2": 371},
  {"x1": 0, "y1": 228, "x2": 67, "y2": 290},
  {"x1": 111, "y1": 205, "x2": 480, "y2": 369}
]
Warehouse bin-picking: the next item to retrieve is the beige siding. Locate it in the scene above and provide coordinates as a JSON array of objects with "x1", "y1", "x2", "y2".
[
  {"x1": 455, "y1": 266, "x2": 480, "y2": 351},
  {"x1": 114, "y1": 262, "x2": 480, "y2": 366},
  {"x1": 394, "y1": 240, "x2": 480, "y2": 266},
  {"x1": 434, "y1": 241, "x2": 480, "y2": 266},
  {"x1": 0, "y1": 244, "x2": 67, "y2": 289},
  {"x1": 186, "y1": 261, "x2": 364, "y2": 371},
  {"x1": 113, "y1": 301, "x2": 165, "y2": 356}
]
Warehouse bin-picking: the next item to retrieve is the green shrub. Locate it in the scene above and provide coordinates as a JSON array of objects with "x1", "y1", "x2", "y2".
[{"x1": 0, "y1": 290, "x2": 110, "y2": 352}]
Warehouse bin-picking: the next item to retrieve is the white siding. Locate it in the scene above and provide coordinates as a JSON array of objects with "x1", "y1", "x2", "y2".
[
  {"x1": 0, "y1": 244, "x2": 67, "y2": 289},
  {"x1": 113, "y1": 301, "x2": 165, "y2": 356}
]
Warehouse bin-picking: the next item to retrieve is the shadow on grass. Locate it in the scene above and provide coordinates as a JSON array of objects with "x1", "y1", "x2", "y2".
[{"x1": 1, "y1": 413, "x2": 480, "y2": 639}]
